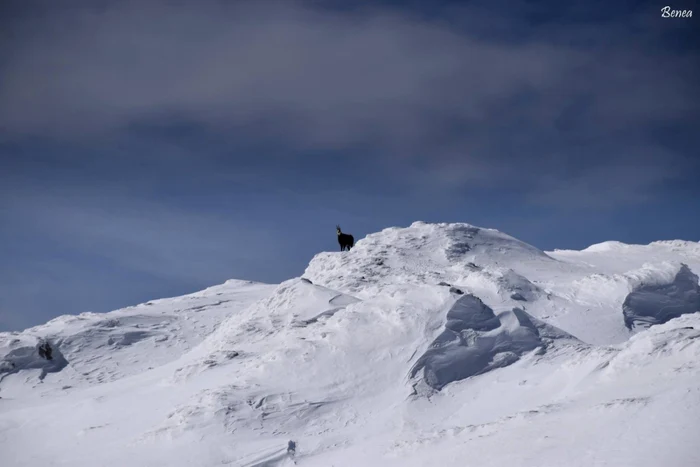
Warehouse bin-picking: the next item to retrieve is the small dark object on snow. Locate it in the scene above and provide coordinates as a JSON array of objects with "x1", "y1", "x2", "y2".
[
  {"x1": 336, "y1": 225, "x2": 354, "y2": 251},
  {"x1": 300, "y1": 277, "x2": 313, "y2": 284},
  {"x1": 37, "y1": 341, "x2": 53, "y2": 361},
  {"x1": 511, "y1": 292, "x2": 527, "y2": 301},
  {"x1": 449, "y1": 287, "x2": 464, "y2": 295},
  {"x1": 287, "y1": 440, "x2": 296, "y2": 454}
]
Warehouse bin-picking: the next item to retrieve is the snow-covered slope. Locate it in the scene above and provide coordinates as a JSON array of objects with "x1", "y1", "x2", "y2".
[
  {"x1": 1, "y1": 222, "x2": 699, "y2": 467},
  {"x1": 0, "y1": 280, "x2": 275, "y2": 395}
]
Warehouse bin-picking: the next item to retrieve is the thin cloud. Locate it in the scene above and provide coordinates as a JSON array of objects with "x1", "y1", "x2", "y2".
[{"x1": 1, "y1": 1, "x2": 696, "y2": 201}]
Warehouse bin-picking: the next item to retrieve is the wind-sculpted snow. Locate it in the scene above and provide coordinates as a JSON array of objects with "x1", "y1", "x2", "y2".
[
  {"x1": 497, "y1": 270, "x2": 542, "y2": 301},
  {"x1": 623, "y1": 264, "x2": 700, "y2": 330},
  {"x1": 2, "y1": 222, "x2": 700, "y2": 467},
  {"x1": 444, "y1": 295, "x2": 501, "y2": 332},
  {"x1": 203, "y1": 278, "x2": 361, "y2": 350},
  {"x1": 410, "y1": 295, "x2": 579, "y2": 390},
  {"x1": 0, "y1": 280, "x2": 274, "y2": 392},
  {"x1": 0, "y1": 336, "x2": 68, "y2": 382},
  {"x1": 603, "y1": 313, "x2": 700, "y2": 374},
  {"x1": 304, "y1": 221, "x2": 554, "y2": 297}
]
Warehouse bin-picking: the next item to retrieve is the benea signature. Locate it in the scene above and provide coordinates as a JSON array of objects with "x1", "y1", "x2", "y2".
[{"x1": 661, "y1": 6, "x2": 693, "y2": 17}]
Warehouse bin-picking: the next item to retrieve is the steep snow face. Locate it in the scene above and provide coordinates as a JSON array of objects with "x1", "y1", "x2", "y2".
[
  {"x1": 1, "y1": 222, "x2": 700, "y2": 467},
  {"x1": 623, "y1": 264, "x2": 700, "y2": 329},
  {"x1": 410, "y1": 295, "x2": 581, "y2": 391}
]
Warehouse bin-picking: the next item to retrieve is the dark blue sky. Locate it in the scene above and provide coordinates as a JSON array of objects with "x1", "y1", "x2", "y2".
[{"x1": 1, "y1": 0, "x2": 698, "y2": 331}]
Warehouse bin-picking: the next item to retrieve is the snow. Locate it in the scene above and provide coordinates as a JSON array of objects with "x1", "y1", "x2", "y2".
[
  {"x1": 622, "y1": 264, "x2": 700, "y2": 329},
  {"x1": 1, "y1": 221, "x2": 699, "y2": 467},
  {"x1": 409, "y1": 297, "x2": 580, "y2": 391}
]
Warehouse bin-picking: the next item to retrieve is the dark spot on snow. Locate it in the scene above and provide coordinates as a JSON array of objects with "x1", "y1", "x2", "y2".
[
  {"x1": 186, "y1": 300, "x2": 232, "y2": 312},
  {"x1": 97, "y1": 319, "x2": 120, "y2": 328},
  {"x1": 447, "y1": 242, "x2": 471, "y2": 258},
  {"x1": 623, "y1": 264, "x2": 700, "y2": 330},
  {"x1": 438, "y1": 281, "x2": 451, "y2": 287},
  {"x1": 37, "y1": 340, "x2": 53, "y2": 360},
  {"x1": 449, "y1": 287, "x2": 464, "y2": 295},
  {"x1": 300, "y1": 277, "x2": 313, "y2": 284},
  {"x1": 511, "y1": 292, "x2": 527, "y2": 301}
]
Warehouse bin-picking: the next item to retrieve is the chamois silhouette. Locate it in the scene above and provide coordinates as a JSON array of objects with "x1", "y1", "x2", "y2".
[{"x1": 336, "y1": 225, "x2": 354, "y2": 251}]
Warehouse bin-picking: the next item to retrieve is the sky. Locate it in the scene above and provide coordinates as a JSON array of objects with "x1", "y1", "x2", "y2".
[{"x1": 1, "y1": 0, "x2": 698, "y2": 331}]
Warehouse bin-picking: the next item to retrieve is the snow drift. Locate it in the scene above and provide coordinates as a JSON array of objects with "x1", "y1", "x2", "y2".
[
  {"x1": 623, "y1": 263, "x2": 700, "y2": 329},
  {"x1": 410, "y1": 295, "x2": 580, "y2": 391}
]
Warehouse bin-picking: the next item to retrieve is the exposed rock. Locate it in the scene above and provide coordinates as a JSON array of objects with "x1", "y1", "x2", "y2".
[{"x1": 37, "y1": 340, "x2": 53, "y2": 360}]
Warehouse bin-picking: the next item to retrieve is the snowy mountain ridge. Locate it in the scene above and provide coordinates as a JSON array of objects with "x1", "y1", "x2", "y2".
[{"x1": 1, "y1": 221, "x2": 699, "y2": 467}]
